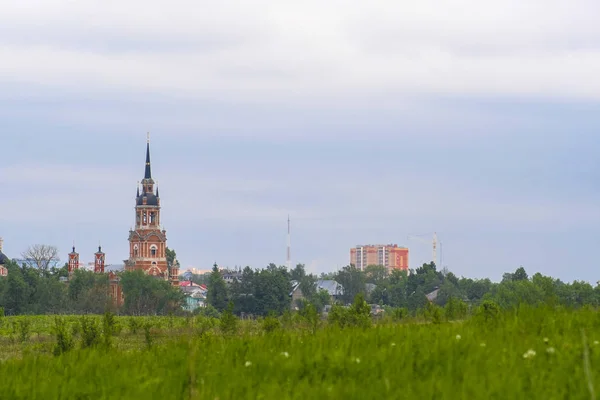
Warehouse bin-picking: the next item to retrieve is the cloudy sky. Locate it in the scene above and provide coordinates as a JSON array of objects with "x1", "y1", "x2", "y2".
[{"x1": 1, "y1": 0, "x2": 599, "y2": 282}]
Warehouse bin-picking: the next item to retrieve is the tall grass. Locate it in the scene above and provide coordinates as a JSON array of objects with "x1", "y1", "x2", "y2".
[{"x1": 0, "y1": 306, "x2": 598, "y2": 399}]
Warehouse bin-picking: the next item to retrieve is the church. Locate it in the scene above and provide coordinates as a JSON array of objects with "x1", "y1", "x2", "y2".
[{"x1": 67, "y1": 136, "x2": 180, "y2": 304}]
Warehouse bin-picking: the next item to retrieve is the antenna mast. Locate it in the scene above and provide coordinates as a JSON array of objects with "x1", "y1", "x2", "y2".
[
  {"x1": 286, "y1": 215, "x2": 291, "y2": 269},
  {"x1": 433, "y1": 232, "x2": 438, "y2": 266}
]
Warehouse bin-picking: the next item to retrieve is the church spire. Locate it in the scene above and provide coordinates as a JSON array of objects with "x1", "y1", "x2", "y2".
[{"x1": 144, "y1": 133, "x2": 152, "y2": 180}]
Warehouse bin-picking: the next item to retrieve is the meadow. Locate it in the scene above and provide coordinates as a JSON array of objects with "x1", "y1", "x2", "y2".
[{"x1": 0, "y1": 306, "x2": 599, "y2": 399}]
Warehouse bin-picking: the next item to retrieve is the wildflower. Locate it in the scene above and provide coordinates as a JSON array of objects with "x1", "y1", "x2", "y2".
[
  {"x1": 523, "y1": 349, "x2": 536, "y2": 359},
  {"x1": 480, "y1": 343, "x2": 486, "y2": 347},
  {"x1": 281, "y1": 352, "x2": 289, "y2": 358},
  {"x1": 391, "y1": 342, "x2": 396, "y2": 347},
  {"x1": 456, "y1": 334, "x2": 461, "y2": 340},
  {"x1": 594, "y1": 341, "x2": 599, "y2": 346},
  {"x1": 546, "y1": 347, "x2": 555, "y2": 354},
  {"x1": 355, "y1": 358, "x2": 361, "y2": 364},
  {"x1": 245, "y1": 361, "x2": 252, "y2": 367},
  {"x1": 543, "y1": 337, "x2": 549, "y2": 344}
]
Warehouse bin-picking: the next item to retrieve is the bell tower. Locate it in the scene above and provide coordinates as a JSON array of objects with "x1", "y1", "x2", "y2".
[
  {"x1": 68, "y1": 246, "x2": 79, "y2": 277},
  {"x1": 126, "y1": 135, "x2": 169, "y2": 280},
  {"x1": 94, "y1": 246, "x2": 105, "y2": 273}
]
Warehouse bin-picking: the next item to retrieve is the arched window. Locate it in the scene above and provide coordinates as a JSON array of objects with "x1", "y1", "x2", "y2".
[
  {"x1": 133, "y1": 245, "x2": 139, "y2": 257},
  {"x1": 150, "y1": 245, "x2": 157, "y2": 257}
]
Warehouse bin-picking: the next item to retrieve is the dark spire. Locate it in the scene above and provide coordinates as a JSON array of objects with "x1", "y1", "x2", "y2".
[
  {"x1": 72, "y1": 246, "x2": 75, "y2": 253},
  {"x1": 136, "y1": 185, "x2": 140, "y2": 197},
  {"x1": 144, "y1": 134, "x2": 152, "y2": 180},
  {"x1": 156, "y1": 186, "x2": 159, "y2": 197},
  {"x1": 98, "y1": 245, "x2": 103, "y2": 253}
]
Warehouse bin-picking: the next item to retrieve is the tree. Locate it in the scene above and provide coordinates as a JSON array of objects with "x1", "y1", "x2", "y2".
[
  {"x1": 513, "y1": 266, "x2": 528, "y2": 281},
  {"x1": 21, "y1": 244, "x2": 60, "y2": 272},
  {"x1": 364, "y1": 265, "x2": 387, "y2": 286},
  {"x1": 120, "y1": 270, "x2": 184, "y2": 315},
  {"x1": 290, "y1": 264, "x2": 307, "y2": 282},
  {"x1": 335, "y1": 265, "x2": 366, "y2": 305},
  {"x1": 207, "y1": 264, "x2": 229, "y2": 312}
]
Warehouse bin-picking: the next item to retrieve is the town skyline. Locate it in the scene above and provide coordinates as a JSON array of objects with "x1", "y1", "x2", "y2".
[{"x1": 1, "y1": 0, "x2": 600, "y2": 283}]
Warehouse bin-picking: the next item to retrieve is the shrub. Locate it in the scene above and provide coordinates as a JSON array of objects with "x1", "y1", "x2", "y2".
[
  {"x1": 425, "y1": 302, "x2": 443, "y2": 324},
  {"x1": 391, "y1": 307, "x2": 409, "y2": 321},
  {"x1": 102, "y1": 311, "x2": 118, "y2": 348},
  {"x1": 219, "y1": 301, "x2": 238, "y2": 335},
  {"x1": 445, "y1": 297, "x2": 468, "y2": 321},
  {"x1": 53, "y1": 317, "x2": 74, "y2": 356},
  {"x1": 79, "y1": 316, "x2": 101, "y2": 349},
  {"x1": 475, "y1": 300, "x2": 501, "y2": 327},
  {"x1": 299, "y1": 302, "x2": 319, "y2": 334},
  {"x1": 128, "y1": 317, "x2": 141, "y2": 334},
  {"x1": 261, "y1": 313, "x2": 281, "y2": 334},
  {"x1": 329, "y1": 294, "x2": 371, "y2": 329},
  {"x1": 143, "y1": 322, "x2": 153, "y2": 349},
  {"x1": 16, "y1": 319, "x2": 31, "y2": 343}
]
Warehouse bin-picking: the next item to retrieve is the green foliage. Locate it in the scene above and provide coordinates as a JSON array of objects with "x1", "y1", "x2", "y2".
[
  {"x1": 207, "y1": 265, "x2": 229, "y2": 312},
  {"x1": 261, "y1": 313, "x2": 281, "y2": 334},
  {"x1": 2, "y1": 307, "x2": 600, "y2": 398},
  {"x1": 195, "y1": 304, "x2": 221, "y2": 319},
  {"x1": 424, "y1": 302, "x2": 443, "y2": 324},
  {"x1": 79, "y1": 316, "x2": 101, "y2": 349},
  {"x1": 102, "y1": 311, "x2": 118, "y2": 348},
  {"x1": 143, "y1": 322, "x2": 153, "y2": 349},
  {"x1": 16, "y1": 319, "x2": 31, "y2": 343},
  {"x1": 120, "y1": 270, "x2": 184, "y2": 315},
  {"x1": 52, "y1": 317, "x2": 74, "y2": 356},
  {"x1": 299, "y1": 302, "x2": 320, "y2": 334},
  {"x1": 329, "y1": 293, "x2": 371, "y2": 329},
  {"x1": 389, "y1": 307, "x2": 409, "y2": 321},
  {"x1": 128, "y1": 317, "x2": 141, "y2": 334},
  {"x1": 444, "y1": 296, "x2": 468, "y2": 320},
  {"x1": 220, "y1": 301, "x2": 238, "y2": 335},
  {"x1": 335, "y1": 265, "x2": 366, "y2": 304},
  {"x1": 475, "y1": 300, "x2": 501, "y2": 327}
]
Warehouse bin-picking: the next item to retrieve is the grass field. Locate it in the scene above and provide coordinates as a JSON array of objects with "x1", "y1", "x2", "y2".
[{"x1": 0, "y1": 306, "x2": 599, "y2": 399}]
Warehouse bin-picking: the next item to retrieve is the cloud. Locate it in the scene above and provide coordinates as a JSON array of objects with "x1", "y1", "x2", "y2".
[{"x1": 2, "y1": 0, "x2": 600, "y2": 105}]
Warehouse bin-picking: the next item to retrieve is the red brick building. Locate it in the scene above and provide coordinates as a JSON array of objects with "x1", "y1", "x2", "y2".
[
  {"x1": 67, "y1": 138, "x2": 179, "y2": 307},
  {"x1": 124, "y1": 138, "x2": 179, "y2": 286},
  {"x1": 350, "y1": 244, "x2": 409, "y2": 273}
]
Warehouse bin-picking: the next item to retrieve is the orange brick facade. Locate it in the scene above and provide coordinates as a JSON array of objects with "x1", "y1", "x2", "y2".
[
  {"x1": 124, "y1": 139, "x2": 179, "y2": 286},
  {"x1": 350, "y1": 244, "x2": 409, "y2": 273}
]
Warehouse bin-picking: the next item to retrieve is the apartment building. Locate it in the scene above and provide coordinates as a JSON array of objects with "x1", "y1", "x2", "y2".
[{"x1": 350, "y1": 244, "x2": 409, "y2": 272}]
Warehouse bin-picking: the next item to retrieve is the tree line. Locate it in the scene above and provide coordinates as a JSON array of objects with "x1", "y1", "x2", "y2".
[
  {"x1": 204, "y1": 262, "x2": 600, "y2": 316},
  {"x1": 2, "y1": 243, "x2": 600, "y2": 316},
  {"x1": 0, "y1": 259, "x2": 184, "y2": 316}
]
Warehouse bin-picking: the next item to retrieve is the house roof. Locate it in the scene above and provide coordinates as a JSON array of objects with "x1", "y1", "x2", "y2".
[
  {"x1": 105, "y1": 264, "x2": 125, "y2": 273},
  {"x1": 0, "y1": 251, "x2": 9, "y2": 265},
  {"x1": 316, "y1": 280, "x2": 343, "y2": 296},
  {"x1": 426, "y1": 288, "x2": 440, "y2": 302}
]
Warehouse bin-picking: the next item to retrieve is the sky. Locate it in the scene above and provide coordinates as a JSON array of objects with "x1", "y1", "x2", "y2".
[{"x1": 1, "y1": 0, "x2": 600, "y2": 282}]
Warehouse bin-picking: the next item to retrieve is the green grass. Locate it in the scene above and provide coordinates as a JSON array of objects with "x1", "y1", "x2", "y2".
[{"x1": 0, "y1": 307, "x2": 599, "y2": 399}]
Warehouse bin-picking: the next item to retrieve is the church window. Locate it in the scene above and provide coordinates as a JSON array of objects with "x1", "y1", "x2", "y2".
[
  {"x1": 143, "y1": 212, "x2": 147, "y2": 224},
  {"x1": 150, "y1": 212, "x2": 155, "y2": 224},
  {"x1": 150, "y1": 245, "x2": 157, "y2": 257},
  {"x1": 134, "y1": 245, "x2": 139, "y2": 257}
]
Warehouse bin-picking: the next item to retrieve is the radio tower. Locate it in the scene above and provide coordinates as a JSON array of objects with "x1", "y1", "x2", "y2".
[{"x1": 286, "y1": 215, "x2": 291, "y2": 269}]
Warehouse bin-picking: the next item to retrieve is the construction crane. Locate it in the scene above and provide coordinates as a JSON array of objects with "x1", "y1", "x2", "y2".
[{"x1": 407, "y1": 232, "x2": 438, "y2": 266}]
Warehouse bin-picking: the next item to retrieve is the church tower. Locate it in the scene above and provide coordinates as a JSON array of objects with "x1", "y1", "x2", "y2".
[
  {"x1": 126, "y1": 136, "x2": 169, "y2": 279},
  {"x1": 94, "y1": 246, "x2": 105, "y2": 274},
  {"x1": 68, "y1": 246, "x2": 79, "y2": 277}
]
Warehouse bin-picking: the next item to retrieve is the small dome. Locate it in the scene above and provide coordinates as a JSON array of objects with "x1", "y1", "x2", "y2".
[
  {"x1": 0, "y1": 251, "x2": 9, "y2": 265},
  {"x1": 137, "y1": 192, "x2": 159, "y2": 206}
]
